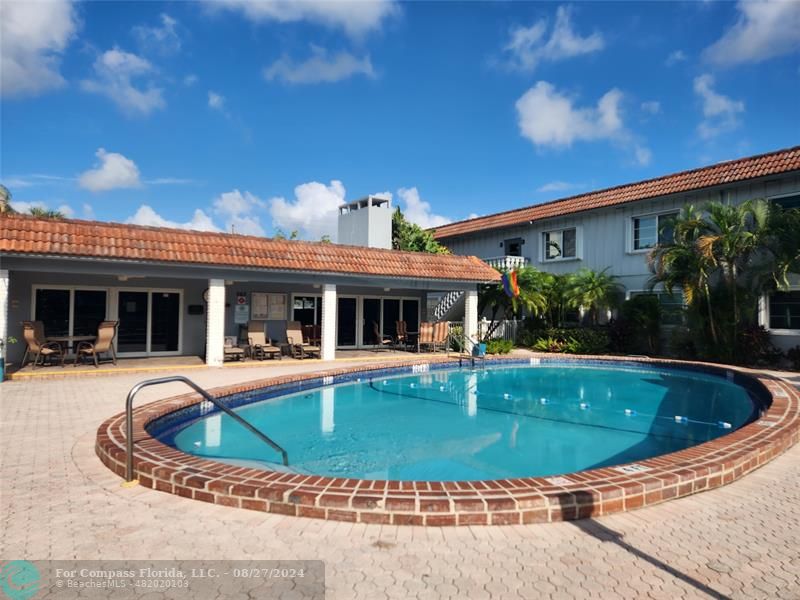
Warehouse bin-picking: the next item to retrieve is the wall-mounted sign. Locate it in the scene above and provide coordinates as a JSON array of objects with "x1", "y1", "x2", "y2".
[{"x1": 251, "y1": 293, "x2": 286, "y2": 320}]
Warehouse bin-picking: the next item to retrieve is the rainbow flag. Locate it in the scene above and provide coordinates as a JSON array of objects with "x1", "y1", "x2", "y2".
[{"x1": 502, "y1": 270, "x2": 520, "y2": 298}]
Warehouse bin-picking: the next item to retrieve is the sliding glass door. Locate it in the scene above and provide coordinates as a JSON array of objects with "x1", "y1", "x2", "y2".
[
  {"x1": 116, "y1": 290, "x2": 181, "y2": 356},
  {"x1": 34, "y1": 287, "x2": 108, "y2": 347}
]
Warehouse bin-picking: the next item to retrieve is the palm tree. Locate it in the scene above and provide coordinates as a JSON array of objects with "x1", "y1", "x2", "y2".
[
  {"x1": 648, "y1": 204, "x2": 719, "y2": 345},
  {"x1": 0, "y1": 185, "x2": 13, "y2": 214},
  {"x1": 28, "y1": 206, "x2": 65, "y2": 219},
  {"x1": 564, "y1": 268, "x2": 622, "y2": 325},
  {"x1": 479, "y1": 266, "x2": 548, "y2": 339}
]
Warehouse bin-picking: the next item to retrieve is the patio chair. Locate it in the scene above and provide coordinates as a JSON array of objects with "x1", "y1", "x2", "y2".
[
  {"x1": 223, "y1": 337, "x2": 246, "y2": 361},
  {"x1": 21, "y1": 321, "x2": 65, "y2": 369},
  {"x1": 372, "y1": 321, "x2": 394, "y2": 350},
  {"x1": 395, "y1": 320, "x2": 409, "y2": 349},
  {"x1": 417, "y1": 321, "x2": 435, "y2": 353},
  {"x1": 433, "y1": 321, "x2": 450, "y2": 352},
  {"x1": 247, "y1": 320, "x2": 282, "y2": 360},
  {"x1": 286, "y1": 321, "x2": 321, "y2": 359},
  {"x1": 75, "y1": 321, "x2": 118, "y2": 367}
]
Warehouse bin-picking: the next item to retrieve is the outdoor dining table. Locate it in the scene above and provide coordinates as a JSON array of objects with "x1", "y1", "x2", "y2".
[{"x1": 46, "y1": 335, "x2": 96, "y2": 353}]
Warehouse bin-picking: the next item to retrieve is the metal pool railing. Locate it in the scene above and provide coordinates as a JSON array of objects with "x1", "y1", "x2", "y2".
[{"x1": 124, "y1": 375, "x2": 288, "y2": 483}]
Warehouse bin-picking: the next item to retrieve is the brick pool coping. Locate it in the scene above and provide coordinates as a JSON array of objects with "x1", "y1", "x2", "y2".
[{"x1": 96, "y1": 355, "x2": 800, "y2": 526}]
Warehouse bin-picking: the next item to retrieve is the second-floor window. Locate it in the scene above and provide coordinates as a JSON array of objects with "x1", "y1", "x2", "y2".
[
  {"x1": 543, "y1": 227, "x2": 577, "y2": 261},
  {"x1": 769, "y1": 291, "x2": 800, "y2": 330},
  {"x1": 632, "y1": 212, "x2": 677, "y2": 250},
  {"x1": 503, "y1": 238, "x2": 524, "y2": 257}
]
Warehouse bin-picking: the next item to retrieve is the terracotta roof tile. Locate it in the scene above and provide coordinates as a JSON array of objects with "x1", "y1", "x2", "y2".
[
  {"x1": 433, "y1": 145, "x2": 800, "y2": 239},
  {"x1": 0, "y1": 214, "x2": 500, "y2": 283}
]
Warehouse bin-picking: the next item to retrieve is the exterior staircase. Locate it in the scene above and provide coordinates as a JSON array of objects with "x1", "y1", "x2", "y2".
[{"x1": 433, "y1": 290, "x2": 465, "y2": 321}]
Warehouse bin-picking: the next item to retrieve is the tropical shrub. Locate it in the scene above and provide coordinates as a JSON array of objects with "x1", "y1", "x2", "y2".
[
  {"x1": 486, "y1": 339, "x2": 514, "y2": 354},
  {"x1": 667, "y1": 327, "x2": 698, "y2": 360},
  {"x1": 609, "y1": 295, "x2": 661, "y2": 354},
  {"x1": 564, "y1": 268, "x2": 623, "y2": 325},
  {"x1": 737, "y1": 325, "x2": 783, "y2": 366},
  {"x1": 449, "y1": 324, "x2": 464, "y2": 352},
  {"x1": 532, "y1": 336, "x2": 580, "y2": 354},
  {"x1": 524, "y1": 327, "x2": 610, "y2": 355},
  {"x1": 787, "y1": 346, "x2": 800, "y2": 371}
]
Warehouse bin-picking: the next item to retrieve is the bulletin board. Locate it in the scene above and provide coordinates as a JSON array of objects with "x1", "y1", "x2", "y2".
[{"x1": 251, "y1": 293, "x2": 286, "y2": 320}]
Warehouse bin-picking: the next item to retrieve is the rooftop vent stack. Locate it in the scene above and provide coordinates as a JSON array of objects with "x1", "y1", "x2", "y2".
[{"x1": 337, "y1": 195, "x2": 392, "y2": 249}]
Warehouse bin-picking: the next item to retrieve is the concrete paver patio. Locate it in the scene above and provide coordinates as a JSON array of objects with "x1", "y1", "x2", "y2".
[{"x1": 1, "y1": 359, "x2": 798, "y2": 599}]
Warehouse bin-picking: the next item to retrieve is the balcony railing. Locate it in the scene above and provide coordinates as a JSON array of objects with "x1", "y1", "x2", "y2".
[{"x1": 482, "y1": 256, "x2": 529, "y2": 271}]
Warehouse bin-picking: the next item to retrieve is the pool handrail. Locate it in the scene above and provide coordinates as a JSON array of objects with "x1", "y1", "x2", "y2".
[{"x1": 124, "y1": 375, "x2": 289, "y2": 482}]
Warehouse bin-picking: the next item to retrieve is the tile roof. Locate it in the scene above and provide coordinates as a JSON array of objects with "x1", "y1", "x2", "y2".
[
  {"x1": 433, "y1": 145, "x2": 800, "y2": 240},
  {"x1": 0, "y1": 214, "x2": 500, "y2": 283}
]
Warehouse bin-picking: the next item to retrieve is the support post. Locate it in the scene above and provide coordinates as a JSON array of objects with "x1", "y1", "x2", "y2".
[
  {"x1": 205, "y1": 279, "x2": 225, "y2": 366},
  {"x1": 0, "y1": 270, "x2": 8, "y2": 368},
  {"x1": 463, "y1": 287, "x2": 478, "y2": 354},
  {"x1": 321, "y1": 284, "x2": 337, "y2": 361}
]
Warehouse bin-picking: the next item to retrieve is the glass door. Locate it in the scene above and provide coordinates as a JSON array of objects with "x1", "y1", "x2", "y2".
[
  {"x1": 337, "y1": 297, "x2": 357, "y2": 347},
  {"x1": 117, "y1": 291, "x2": 148, "y2": 353},
  {"x1": 362, "y1": 298, "x2": 382, "y2": 346},
  {"x1": 150, "y1": 292, "x2": 180, "y2": 352}
]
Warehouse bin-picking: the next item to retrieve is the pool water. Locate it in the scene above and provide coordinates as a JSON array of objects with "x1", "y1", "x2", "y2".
[{"x1": 158, "y1": 364, "x2": 756, "y2": 481}]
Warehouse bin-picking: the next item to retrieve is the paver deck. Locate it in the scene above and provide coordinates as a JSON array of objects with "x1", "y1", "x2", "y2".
[{"x1": 2, "y1": 359, "x2": 799, "y2": 599}]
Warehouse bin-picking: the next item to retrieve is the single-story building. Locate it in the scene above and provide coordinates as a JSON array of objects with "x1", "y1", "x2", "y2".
[{"x1": 0, "y1": 211, "x2": 500, "y2": 369}]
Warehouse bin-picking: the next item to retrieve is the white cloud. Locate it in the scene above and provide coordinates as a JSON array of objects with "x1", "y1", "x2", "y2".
[
  {"x1": 9, "y1": 199, "x2": 74, "y2": 217},
  {"x1": 208, "y1": 0, "x2": 399, "y2": 37},
  {"x1": 183, "y1": 74, "x2": 198, "y2": 86},
  {"x1": 0, "y1": 0, "x2": 78, "y2": 97},
  {"x1": 665, "y1": 50, "x2": 687, "y2": 66},
  {"x1": 693, "y1": 74, "x2": 745, "y2": 139},
  {"x1": 536, "y1": 181, "x2": 584, "y2": 193},
  {"x1": 264, "y1": 46, "x2": 375, "y2": 84},
  {"x1": 208, "y1": 91, "x2": 225, "y2": 110},
  {"x1": 634, "y1": 146, "x2": 652, "y2": 166},
  {"x1": 640, "y1": 100, "x2": 661, "y2": 115},
  {"x1": 133, "y1": 13, "x2": 181, "y2": 55},
  {"x1": 212, "y1": 189, "x2": 266, "y2": 236},
  {"x1": 146, "y1": 177, "x2": 196, "y2": 185},
  {"x1": 81, "y1": 48, "x2": 165, "y2": 116},
  {"x1": 705, "y1": 0, "x2": 800, "y2": 66},
  {"x1": 81, "y1": 203, "x2": 95, "y2": 219},
  {"x1": 78, "y1": 148, "x2": 142, "y2": 192},
  {"x1": 397, "y1": 187, "x2": 450, "y2": 229},
  {"x1": 502, "y1": 5, "x2": 604, "y2": 71},
  {"x1": 126, "y1": 205, "x2": 219, "y2": 232},
  {"x1": 515, "y1": 81, "x2": 624, "y2": 147},
  {"x1": 269, "y1": 180, "x2": 346, "y2": 240}
]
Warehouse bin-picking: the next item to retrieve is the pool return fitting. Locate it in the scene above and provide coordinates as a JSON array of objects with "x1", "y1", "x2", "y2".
[{"x1": 123, "y1": 375, "x2": 289, "y2": 487}]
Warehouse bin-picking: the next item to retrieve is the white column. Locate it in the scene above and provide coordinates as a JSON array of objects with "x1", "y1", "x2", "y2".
[
  {"x1": 321, "y1": 284, "x2": 337, "y2": 361},
  {"x1": 0, "y1": 270, "x2": 8, "y2": 363},
  {"x1": 464, "y1": 287, "x2": 478, "y2": 354},
  {"x1": 205, "y1": 278, "x2": 225, "y2": 366}
]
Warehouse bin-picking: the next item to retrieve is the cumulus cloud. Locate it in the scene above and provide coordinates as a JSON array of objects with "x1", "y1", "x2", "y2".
[
  {"x1": 133, "y1": 13, "x2": 181, "y2": 55},
  {"x1": 693, "y1": 74, "x2": 745, "y2": 139},
  {"x1": 665, "y1": 50, "x2": 687, "y2": 66},
  {"x1": 212, "y1": 189, "x2": 267, "y2": 236},
  {"x1": 396, "y1": 187, "x2": 450, "y2": 229},
  {"x1": 0, "y1": 0, "x2": 79, "y2": 97},
  {"x1": 501, "y1": 5, "x2": 604, "y2": 71},
  {"x1": 207, "y1": 0, "x2": 399, "y2": 37},
  {"x1": 704, "y1": 0, "x2": 800, "y2": 66},
  {"x1": 78, "y1": 148, "x2": 142, "y2": 192},
  {"x1": 516, "y1": 81, "x2": 651, "y2": 165},
  {"x1": 269, "y1": 180, "x2": 346, "y2": 240},
  {"x1": 126, "y1": 205, "x2": 219, "y2": 231},
  {"x1": 264, "y1": 46, "x2": 375, "y2": 84},
  {"x1": 81, "y1": 48, "x2": 165, "y2": 116},
  {"x1": 9, "y1": 199, "x2": 74, "y2": 217}
]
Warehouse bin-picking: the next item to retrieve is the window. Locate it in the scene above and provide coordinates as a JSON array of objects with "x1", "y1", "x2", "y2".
[
  {"x1": 34, "y1": 288, "x2": 108, "y2": 339},
  {"x1": 503, "y1": 238, "x2": 524, "y2": 257},
  {"x1": 543, "y1": 228, "x2": 577, "y2": 261},
  {"x1": 632, "y1": 212, "x2": 677, "y2": 250},
  {"x1": 772, "y1": 193, "x2": 800, "y2": 210},
  {"x1": 630, "y1": 291, "x2": 685, "y2": 326},
  {"x1": 292, "y1": 295, "x2": 321, "y2": 327},
  {"x1": 769, "y1": 291, "x2": 800, "y2": 330}
]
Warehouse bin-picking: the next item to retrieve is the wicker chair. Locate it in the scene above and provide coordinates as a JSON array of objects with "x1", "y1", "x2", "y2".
[
  {"x1": 75, "y1": 321, "x2": 118, "y2": 367},
  {"x1": 21, "y1": 321, "x2": 65, "y2": 369}
]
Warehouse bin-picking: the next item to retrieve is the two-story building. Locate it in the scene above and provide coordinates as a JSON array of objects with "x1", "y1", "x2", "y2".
[{"x1": 431, "y1": 145, "x2": 800, "y2": 352}]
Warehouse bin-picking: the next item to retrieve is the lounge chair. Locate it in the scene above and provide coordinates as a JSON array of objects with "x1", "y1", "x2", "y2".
[
  {"x1": 223, "y1": 337, "x2": 245, "y2": 361},
  {"x1": 286, "y1": 321, "x2": 321, "y2": 359},
  {"x1": 372, "y1": 321, "x2": 394, "y2": 350},
  {"x1": 417, "y1": 321, "x2": 435, "y2": 353},
  {"x1": 75, "y1": 321, "x2": 118, "y2": 367},
  {"x1": 21, "y1": 321, "x2": 65, "y2": 369},
  {"x1": 247, "y1": 320, "x2": 282, "y2": 360},
  {"x1": 433, "y1": 321, "x2": 449, "y2": 352},
  {"x1": 395, "y1": 320, "x2": 409, "y2": 350}
]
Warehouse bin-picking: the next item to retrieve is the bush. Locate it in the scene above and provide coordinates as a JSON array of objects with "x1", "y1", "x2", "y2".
[
  {"x1": 609, "y1": 295, "x2": 661, "y2": 354},
  {"x1": 787, "y1": 346, "x2": 800, "y2": 371},
  {"x1": 737, "y1": 325, "x2": 782, "y2": 366},
  {"x1": 449, "y1": 324, "x2": 464, "y2": 352},
  {"x1": 486, "y1": 339, "x2": 513, "y2": 354},
  {"x1": 524, "y1": 327, "x2": 610, "y2": 355},
  {"x1": 667, "y1": 326, "x2": 698, "y2": 360}
]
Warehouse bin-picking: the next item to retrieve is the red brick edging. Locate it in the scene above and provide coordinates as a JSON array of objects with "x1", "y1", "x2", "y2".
[{"x1": 96, "y1": 356, "x2": 800, "y2": 526}]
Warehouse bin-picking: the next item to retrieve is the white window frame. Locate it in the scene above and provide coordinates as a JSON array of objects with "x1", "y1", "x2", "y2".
[
  {"x1": 761, "y1": 287, "x2": 800, "y2": 336},
  {"x1": 290, "y1": 293, "x2": 322, "y2": 325},
  {"x1": 627, "y1": 210, "x2": 679, "y2": 254},
  {"x1": 540, "y1": 226, "x2": 581, "y2": 263},
  {"x1": 111, "y1": 287, "x2": 184, "y2": 357},
  {"x1": 625, "y1": 288, "x2": 687, "y2": 327}
]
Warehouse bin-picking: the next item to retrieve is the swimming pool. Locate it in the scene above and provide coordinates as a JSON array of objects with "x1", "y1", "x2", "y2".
[{"x1": 152, "y1": 362, "x2": 757, "y2": 481}]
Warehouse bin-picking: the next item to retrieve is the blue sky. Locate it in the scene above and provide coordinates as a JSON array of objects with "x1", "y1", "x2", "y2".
[{"x1": 2, "y1": 0, "x2": 799, "y2": 240}]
